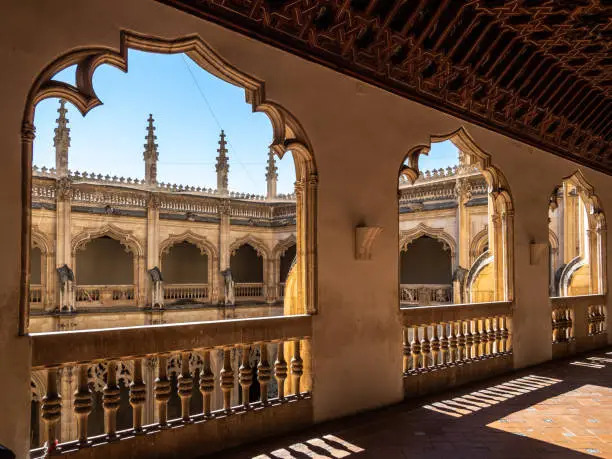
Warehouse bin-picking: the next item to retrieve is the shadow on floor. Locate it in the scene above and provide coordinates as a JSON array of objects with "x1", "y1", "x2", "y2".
[{"x1": 211, "y1": 347, "x2": 612, "y2": 459}]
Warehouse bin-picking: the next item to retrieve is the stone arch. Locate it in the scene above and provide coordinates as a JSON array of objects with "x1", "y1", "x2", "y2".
[
  {"x1": 72, "y1": 223, "x2": 143, "y2": 257},
  {"x1": 549, "y1": 170, "x2": 606, "y2": 296},
  {"x1": 229, "y1": 235, "x2": 271, "y2": 260},
  {"x1": 466, "y1": 251, "x2": 494, "y2": 303},
  {"x1": 399, "y1": 127, "x2": 514, "y2": 302},
  {"x1": 399, "y1": 224, "x2": 456, "y2": 259},
  {"x1": 30, "y1": 226, "x2": 54, "y2": 310},
  {"x1": 20, "y1": 31, "x2": 318, "y2": 331},
  {"x1": 273, "y1": 235, "x2": 297, "y2": 260},
  {"x1": 469, "y1": 226, "x2": 489, "y2": 262}
]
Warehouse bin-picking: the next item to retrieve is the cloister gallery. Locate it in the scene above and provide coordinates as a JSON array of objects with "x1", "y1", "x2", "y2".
[{"x1": 0, "y1": 1, "x2": 611, "y2": 459}]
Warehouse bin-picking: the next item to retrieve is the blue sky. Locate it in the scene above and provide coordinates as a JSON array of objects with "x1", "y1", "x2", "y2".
[{"x1": 33, "y1": 50, "x2": 458, "y2": 194}]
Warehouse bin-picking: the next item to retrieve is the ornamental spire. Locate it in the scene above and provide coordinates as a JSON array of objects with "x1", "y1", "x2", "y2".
[
  {"x1": 143, "y1": 114, "x2": 159, "y2": 185},
  {"x1": 216, "y1": 130, "x2": 229, "y2": 195},
  {"x1": 54, "y1": 99, "x2": 70, "y2": 177},
  {"x1": 265, "y1": 147, "x2": 278, "y2": 200}
]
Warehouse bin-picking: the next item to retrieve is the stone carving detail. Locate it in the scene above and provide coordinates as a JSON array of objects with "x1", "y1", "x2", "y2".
[
  {"x1": 143, "y1": 114, "x2": 159, "y2": 185},
  {"x1": 215, "y1": 130, "x2": 229, "y2": 195}
]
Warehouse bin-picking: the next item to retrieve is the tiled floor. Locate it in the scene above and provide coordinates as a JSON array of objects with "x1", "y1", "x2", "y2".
[{"x1": 213, "y1": 347, "x2": 612, "y2": 459}]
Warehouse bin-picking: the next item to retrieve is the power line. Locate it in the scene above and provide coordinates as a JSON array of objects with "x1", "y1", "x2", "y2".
[{"x1": 180, "y1": 54, "x2": 260, "y2": 189}]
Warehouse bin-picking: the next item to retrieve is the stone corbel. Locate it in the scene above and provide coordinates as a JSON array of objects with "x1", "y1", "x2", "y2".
[{"x1": 355, "y1": 226, "x2": 383, "y2": 260}]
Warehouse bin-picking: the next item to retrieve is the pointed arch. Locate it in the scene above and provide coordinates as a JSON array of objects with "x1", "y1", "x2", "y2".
[
  {"x1": 31, "y1": 226, "x2": 53, "y2": 255},
  {"x1": 273, "y1": 235, "x2": 297, "y2": 260},
  {"x1": 20, "y1": 31, "x2": 318, "y2": 332},
  {"x1": 470, "y1": 226, "x2": 489, "y2": 261},
  {"x1": 159, "y1": 230, "x2": 218, "y2": 259},
  {"x1": 399, "y1": 224, "x2": 456, "y2": 257},
  {"x1": 71, "y1": 224, "x2": 143, "y2": 257},
  {"x1": 229, "y1": 235, "x2": 271, "y2": 260}
]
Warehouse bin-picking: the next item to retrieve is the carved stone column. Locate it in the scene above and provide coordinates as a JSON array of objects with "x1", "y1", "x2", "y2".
[
  {"x1": 146, "y1": 194, "x2": 160, "y2": 308},
  {"x1": 218, "y1": 200, "x2": 231, "y2": 305},
  {"x1": 59, "y1": 366, "x2": 76, "y2": 443}
]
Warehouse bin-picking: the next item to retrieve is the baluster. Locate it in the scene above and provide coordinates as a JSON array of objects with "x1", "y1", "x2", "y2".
[
  {"x1": 439, "y1": 322, "x2": 449, "y2": 366},
  {"x1": 421, "y1": 326, "x2": 431, "y2": 371},
  {"x1": 457, "y1": 321, "x2": 467, "y2": 362},
  {"x1": 501, "y1": 316, "x2": 510, "y2": 353},
  {"x1": 41, "y1": 368, "x2": 61, "y2": 454},
  {"x1": 567, "y1": 308, "x2": 574, "y2": 341},
  {"x1": 154, "y1": 355, "x2": 171, "y2": 427},
  {"x1": 410, "y1": 326, "x2": 421, "y2": 372},
  {"x1": 481, "y1": 318, "x2": 490, "y2": 357},
  {"x1": 402, "y1": 328, "x2": 411, "y2": 373},
  {"x1": 449, "y1": 321, "x2": 458, "y2": 364},
  {"x1": 199, "y1": 350, "x2": 215, "y2": 418},
  {"x1": 291, "y1": 340, "x2": 304, "y2": 397},
  {"x1": 275, "y1": 342, "x2": 288, "y2": 400},
  {"x1": 220, "y1": 348, "x2": 234, "y2": 413},
  {"x1": 103, "y1": 360, "x2": 120, "y2": 440},
  {"x1": 258, "y1": 343, "x2": 272, "y2": 405},
  {"x1": 486, "y1": 318, "x2": 496, "y2": 356},
  {"x1": 551, "y1": 309, "x2": 559, "y2": 343},
  {"x1": 129, "y1": 358, "x2": 146, "y2": 433},
  {"x1": 494, "y1": 316, "x2": 503, "y2": 354},
  {"x1": 472, "y1": 319, "x2": 482, "y2": 359},
  {"x1": 239, "y1": 345, "x2": 253, "y2": 409},
  {"x1": 430, "y1": 324, "x2": 440, "y2": 368},
  {"x1": 74, "y1": 364, "x2": 92, "y2": 445},
  {"x1": 464, "y1": 320, "x2": 474, "y2": 360},
  {"x1": 178, "y1": 352, "x2": 193, "y2": 423}
]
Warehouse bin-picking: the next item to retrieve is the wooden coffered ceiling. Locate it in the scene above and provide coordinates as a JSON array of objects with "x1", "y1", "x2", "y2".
[{"x1": 158, "y1": 0, "x2": 612, "y2": 173}]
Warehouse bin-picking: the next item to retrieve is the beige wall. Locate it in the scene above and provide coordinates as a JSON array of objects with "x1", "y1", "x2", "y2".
[
  {"x1": 2, "y1": 0, "x2": 612, "y2": 456},
  {"x1": 161, "y1": 241, "x2": 208, "y2": 284}
]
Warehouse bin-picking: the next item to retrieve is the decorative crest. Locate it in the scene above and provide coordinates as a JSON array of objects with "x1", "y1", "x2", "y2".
[
  {"x1": 266, "y1": 147, "x2": 278, "y2": 200},
  {"x1": 216, "y1": 130, "x2": 229, "y2": 195},
  {"x1": 54, "y1": 99, "x2": 70, "y2": 177},
  {"x1": 143, "y1": 114, "x2": 159, "y2": 185}
]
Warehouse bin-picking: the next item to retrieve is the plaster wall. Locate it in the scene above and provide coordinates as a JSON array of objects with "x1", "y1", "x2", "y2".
[{"x1": 1, "y1": 0, "x2": 612, "y2": 455}]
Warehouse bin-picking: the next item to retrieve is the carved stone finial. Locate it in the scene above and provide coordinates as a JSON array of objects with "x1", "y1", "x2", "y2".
[
  {"x1": 54, "y1": 99, "x2": 70, "y2": 177},
  {"x1": 216, "y1": 130, "x2": 229, "y2": 195},
  {"x1": 143, "y1": 114, "x2": 159, "y2": 185},
  {"x1": 266, "y1": 148, "x2": 278, "y2": 200}
]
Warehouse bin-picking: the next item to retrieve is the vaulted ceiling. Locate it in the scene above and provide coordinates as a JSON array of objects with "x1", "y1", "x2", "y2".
[{"x1": 158, "y1": 0, "x2": 612, "y2": 173}]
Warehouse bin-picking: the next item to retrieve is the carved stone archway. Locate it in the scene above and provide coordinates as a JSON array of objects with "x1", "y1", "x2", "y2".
[
  {"x1": 20, "y1": 31, "x2": 318, "y2": 332},
  {"x1": 71, "y1": 224, "x2": 145, "y2": 306},
  {"x1": 400, "y1": 127, "x2": 514, "y2": 303},
  {"x1": 272, "y1": 235, "x2": 297, "y2": 301},
  {"x1": 159, "y1": 230, "x2": 219, "y2": 303},
  {"x1": 469, "y1": 226, "x2": 489, "y2": 264},
  {"x1": 31, "y1": 226, "x2": 54, "y2": 310},
  {"x1": 400, "y1": 224, "x2": 457, "y2": 266}
]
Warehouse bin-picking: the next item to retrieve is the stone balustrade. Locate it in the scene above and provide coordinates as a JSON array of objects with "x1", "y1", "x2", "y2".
[
  {"x1": 400, "y1": 284, "x2": 452, "y2": 305},
  {"x1": 30, "y1": 285, "x2": 43, "y2": 306},
  {"x1": 163, "y1": 283, "x2": 209, "y2": 304},
  {"x1": 235, "y1": 283, "x2": 265, "y2": 299},
  {"x1": 550, "y1": 294, "x2": 607, "y2": 358},
  {"x1": 30, "y1": 315, "x2": 312, "y2": 458},
  {"x1": 401, "y1": 301, "x2": 513, "y2": 397},
  {"x1": 75, "y1": 285, "x2": 135, "y2": 307}
]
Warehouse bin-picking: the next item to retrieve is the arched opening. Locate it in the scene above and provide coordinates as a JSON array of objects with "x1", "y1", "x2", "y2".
[
  {"x1": 230, "y1": 244, "x2": 265, "y2": 301},
  {"x1": 400, "y1": 236, "x2": 452, "y2": 305},
  {"x1": 549, "y1": 172, "x2": 606, "y2": 297},
  {"x1": 279, "y1": 244, "x2": 296, "y2": 283},
  {"x1": 399, "y1": 130, "x2": 513, "y2": 306},
  {"x1": 29, "y1": 247, "x2": 43, "y2": 308},
  {"x1": 74, "y1": 236, "x2": 135, "y2": 306},
  {"x1": 161, "y1": 241, "x2": 210, "y2": 305}
]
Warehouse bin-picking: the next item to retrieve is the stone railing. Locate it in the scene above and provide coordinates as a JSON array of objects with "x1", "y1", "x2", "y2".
[
  {"x1": 163, "y1": 283, "x2": 209, "y2": 304},
  {"x1": 235, "y1": 283, "x2": 265, "y2": 299},
  {"x1": 32, "y1": 166, "x2": 296, "y2": 203},
  {"x1": 550, "y1": 294, "x2": 607, "y2": 358},
  {"x1": 401, "y1": 301, "x2": 513, "y2": 397},
  {"x1": 400, "y1": 284, "x2": 452, "y2": 305},
  {"x1": 75, "y1": 285, "x2": 135, "y2": 306},
  {"x1": 30, "y1": 315, "x2": 312, "y2": 458},
  {"x1": 30, "y1": 284, "x2": 43, "y2": 305}
]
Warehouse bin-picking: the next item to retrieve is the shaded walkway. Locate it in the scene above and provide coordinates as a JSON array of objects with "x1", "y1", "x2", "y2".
[{"x1": 213, "y1": 347, "x2": 612, "y2": 459}]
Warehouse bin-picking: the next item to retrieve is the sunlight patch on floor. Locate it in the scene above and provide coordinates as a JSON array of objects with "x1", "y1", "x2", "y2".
[
  {"x1": 252, "y1": 435, "x2": 364, "y2": 458},
  {"x1": 422, "y1": 375, "x2": 562, "y2": 417},
  {"x1": 487, "y1": 384, "x2": 612, "y2": 458}
]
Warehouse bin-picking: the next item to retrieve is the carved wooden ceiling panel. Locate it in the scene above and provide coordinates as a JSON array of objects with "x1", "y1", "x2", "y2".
[{"x1": 157, "y1": 0, "x2": 612, "y2": 173}]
